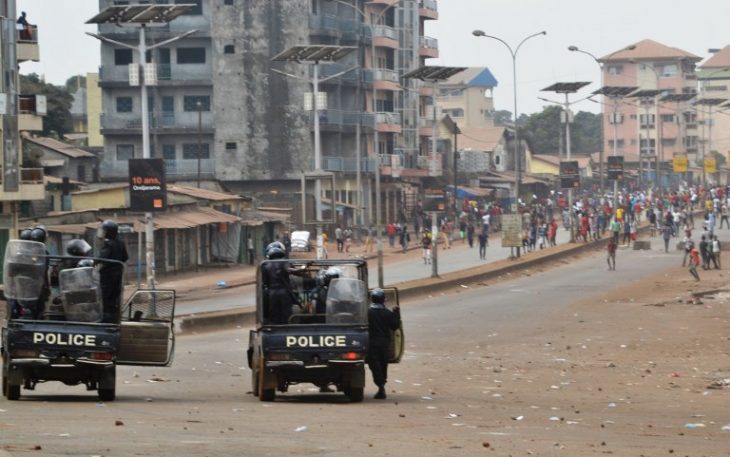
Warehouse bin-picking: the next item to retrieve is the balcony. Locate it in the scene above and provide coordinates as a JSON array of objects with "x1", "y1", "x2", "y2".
[
  {"x1": 99, "y1": 159, "x2": 215, "y2": 180},
  {"x1": 0, "y1": 167, "x2": 45, "y2": 201},
  {"x1": 315, "y1": 63, "x2": 363, "y2": 85},
  {"x1": 375, "y1": 112, "x2": 401, "y2": 133},
  {"x1": 418, "y1": 116, "x2": 436, "y2": 136},
  {"x1": 367, "y1": 0, "x2": 400, "y2": 5},
  {"x1": 98, "y1": 64, "x2": 212, "y2": 86},
  {"x1": 309, "y1": 14, "x2": 365, "y2": 39},
  {"x1": 100, "y1": 112, "x2": 214, "y2": 135},
  {"x1": 419, "y1": 36, "x2": 439, "y2": 58},
  {"x1": 419, "y1": 153, "x2": 443, "y2": 177},
  {"x1": 320, "y1": 156, "x2": 377, "y2": 173},
  {"x1": 18, "y1": 95, "x2": 46, "y2": 132},
  {"x1": 17, "y1": 25, "x2": 39, "y2": 62},
  {"x1": 371, "y1": 68, "x2": 400, "y2": 91},
  {"x1": 378, "y1": 154, "x2": 404, "y2": 178},
  {"x1": 419, "y1": 0, "x2": 439, "y2": 20},
  {"x1": 310, "y1": 110, "x2": 376, "y2": 130},
  {"x1": 373, "y1": 25, "x2": 399, "y2": 49}
]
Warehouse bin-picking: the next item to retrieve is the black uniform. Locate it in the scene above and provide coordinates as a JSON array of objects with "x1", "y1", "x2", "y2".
[
  {"x1": 261, "y1": 261, "x2": 298, "y2": 325},
  {"x1": 367, "y1": 303, "x2": 401, "y2": 391},
  {"x1": 99, "y1": 238, "x2": 129, "y2": 322}
]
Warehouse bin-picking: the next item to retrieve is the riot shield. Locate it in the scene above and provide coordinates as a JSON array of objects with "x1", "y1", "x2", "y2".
[
  {"x1": 325, "y1": 278, "x2": 368, "y2": 324},
  {"x1": 59, "y1": 267, "x2": 102, "y2": 323},
  {"x1": 2, "y1": 240, "x2": 46, "y2": 301}
]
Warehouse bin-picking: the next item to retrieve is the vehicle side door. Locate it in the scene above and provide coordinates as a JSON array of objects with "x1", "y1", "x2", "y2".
[
  {"x1": 117, "y1": 289, "x2": 176, "y2": 366},
  {"x1": 381, "y1": 287, "x2": 404, "y2": 363}
]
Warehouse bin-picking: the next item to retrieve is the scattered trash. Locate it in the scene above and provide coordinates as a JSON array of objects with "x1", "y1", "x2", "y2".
[
  {"x1": 217, "y1": 281, "x2": 227, "y2": 288},
  {"x1": 394, "y1": 379, "x2": 403, "y2": 384},
  {"x1": 58, "y1": 433, "x2": 70, "y2": 437},
  {"x1": 708, "y1": 378, "x2": 730, "y2": 389},
  {"x1": 721, "y1": 424, "x2": 730, "y2": 431},
  {"x1": 147, "y1": 377, "x2": 170, "y2": 383},
  {"x1": 608, "y1": 403, "x2": 616, "y2": 408},
  {"x1": 512, "y1": 415, "x2": 524, "y2": 421},
  {"x1": 448, "y1": 413, "x2": 459, "y2": 418},
  {"x1": 295, "y1": 426, "x2": 307, "y2": 432},
  {"x1": 670, "y1": 372, "x2": 681, "y2": 378},
  {"x1": 115, "y1": 420, "x2": 124, "y2": 426},
  {"x1": 96, "y1": 402, "x2": 106, "y2": 407},
  {"x1": 685, "y1": 423, "x2": 706, "y2": 429},
  {"x1": 549, "y1": 416, "x2": 561, "y2": 421},
  {"x1": 145, "y1": 398, "x2": 154, "y2": 402},
  {"x1": 421, "y1": 396, "x2": 433, "y2": 400},
  {"x1": 460, "y1": 285, "x2": 469, "y2": 289}
]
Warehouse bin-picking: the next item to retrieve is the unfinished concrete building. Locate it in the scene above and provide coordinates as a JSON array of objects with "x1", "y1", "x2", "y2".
[{"x1": 96, "y1": 0, "x2": 440, "y2": 227}]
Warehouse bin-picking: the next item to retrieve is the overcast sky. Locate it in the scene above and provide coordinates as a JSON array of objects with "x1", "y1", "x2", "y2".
[{"x1": 19, "y1": 0, "x2": 730, "y2": 115}]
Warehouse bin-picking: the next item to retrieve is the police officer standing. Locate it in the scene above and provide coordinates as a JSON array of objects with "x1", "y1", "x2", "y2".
[
  {"x1": 367, "y1": 288, "x2": 401, "y2": 400},
  {"x1": 261, "y1": 245, "x2": 299, "y2": 325},
  {"x1": 98, "y1": 220, "x2": 128, "y2": 323}
]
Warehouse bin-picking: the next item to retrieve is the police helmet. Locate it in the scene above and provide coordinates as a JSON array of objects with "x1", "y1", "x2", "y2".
[
  {"x1": 102, "y1": 220, "x2": 119, "y2": 240},
  {"x1": 30, "y1": 226, "x2": 47, "y2": 243},
  {"x1": 66, "y1": 239, "x2": 92, "y2": 257},
  {"x1": 266, "y1": 241, "x2": 286, "y2": 252},
  {"x1": 19, "y1": 228, "x2": 32, "y2": 240},
  {"x1": 371, "y1": 288, "x2": 386, "y2": 304},
  {"x1": 77, "y1": 259, "x2": 95, "y2": 268},
  {"x1": 317, "y1": 266, "x2": 341, "y2": 287},
  {"x1": 266, "y1": 246, "x2": 286, "y2": 260}
]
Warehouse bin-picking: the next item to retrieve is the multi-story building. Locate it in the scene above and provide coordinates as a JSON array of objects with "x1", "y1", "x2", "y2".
[
  {"x1": 0, "y1": 1, "x2": 46, "y2": 258},
  {"x1": 599, "y1": 39, "x2": 701, "y2": 183},
  {"x1": 696, "y1": 46, "x2": 730, "y2": 166},
  {"x1": 96, "y1": 0, "x2": 440, "y2": 226}
]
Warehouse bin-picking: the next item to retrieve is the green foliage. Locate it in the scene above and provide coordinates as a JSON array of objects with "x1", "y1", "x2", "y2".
[
  {"x1": 20, "y1": 73, "x2": 73, "y2": 137},
  {"x1": 519, "y1": 106, "x2": 601, "y2": 156},
  {"x1": 491, "y1": 109, "x2": 513, "y2": 126},
  {"x1": 65, "y1": 75, "x2": 86, "y2": 93}
]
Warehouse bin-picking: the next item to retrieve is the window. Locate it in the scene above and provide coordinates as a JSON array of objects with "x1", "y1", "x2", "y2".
[
  {"x1": 116, "y1": 144, "x2": 134, "y2": 161},
  {"x1": 183, "y1": 95, "x2": 211, "y2": 111},
  {"x1": 639, "y1": 138, "x2": 656, "y2": 154},
  {"x1": 661, "y1": 114, "x2": 675, "y2": 123},
  {"x1": 444, "y1": 108, "x2": 464, "y2": 117},
  {"x1": 77, "y1": 165, "x2": 86, "y2": 182},
  {"x1": 162, "y1": 144, "x2": 176, "y2": 160},
  {"x1": 177, "y1": 47, "x2": 206, "y2": 64},
  {"x1": 662, "y1": 138, "x2": 676, "y2": 147},
  {"x1": 706, "y1": 85, "x2": 728, "y2": 92},
  {"x1": 639, "y1": 114, "x2": 655, "y2": 127},
  {"x1": 114, "y1": 49, "x2": 133, "y2": 66},
  {"x1": 161, "y1": 96, "x2": 174, "y2": 113},
  {"x1": 607, "y1": 65, "x2": 623, "y2": 75},
  {"x1": 116, "y1": 97, "x2": 133, "y2": 113},
  {"x1": 224, "y1": 0, "x2": 233, "y2": 4},
  {"x1": 224, "y1": 44, "x2": 235, "y2": 54},
  {"x1": 182, "y1": 143, "x2": 210, "y2": 159},
  {"x1": 608, "y1": 139, "x2": 625, "y2": 148},
  {"x1": 225, "y1": 142, "x2": 237, "y2": 151},
  {"x1": 176, "y1": 0, "x2": 202, "y2": 14},
  {"x1": 660, "y1": 64, "x2": 678, "y2": 77},
  {"x1": 685, "y1": 136, "x2": 698, "y2": 148},
  {"x1": 495, "y1": 155, "x2": 501, "y2": 166}
]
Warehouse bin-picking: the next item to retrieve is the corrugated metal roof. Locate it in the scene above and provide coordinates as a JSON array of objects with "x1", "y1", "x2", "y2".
[
  {"x1": 24, "y1": 135, "x2": 96, "y2": 158},
  {"x1": 600, "y1": 39, "x2": 701, "y2": 62},
  {"x1": 168, "y1": 185, "x2": 245, "y2": 202},
  {"x1": 458, "y1": 127, "x2": 506, "y2": 152},
  {"x1": 45, "y1": 224, "x2": 90, "y2": 235},
  {"x1": 41, "y1": 159, "x2": 66, "y2": 168},
  {"x1": 441, "y1": 67, "x2": 498, "y2": 88},
  {"x1": 153, "y1": 206, "x2": 241, "y2": 229}
]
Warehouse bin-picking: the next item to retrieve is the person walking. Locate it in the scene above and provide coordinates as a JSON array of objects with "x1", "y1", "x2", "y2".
[
  {"x1": 367, "y1": 288, "x2": 401, "y2": 400},
  {"x1": 610, "y1": 216, "x2": 621, "y2": 244},
  {"x1": 721, "y1": 204, "x2": 729, "y2": 229},
  {"x1": 399, "y1": 225, "x2": 410, "y2": 254},
  {"x1": 607, "y1": 238, "x2": 617, "y2": 270},
  {"x1": 699, "y1": 235, "x2": 710, "y2": 269},
  {"x1": 682, "y1": 235, "x2": 694, "y2": 267},
  {"x1": 421, "y1": 230, "x2": 432, "y2": 264},
  {"x1": 711, "y1": 235, "x2": 721, "y2": 269},
  {"x1": 466, "y1": 223, "x2": 475, "y2": 248},
  {"x1": 247, "y1": 235, "x2": 255, "y2": 265},
  {"x1": 688, "y1": 246, "x2": 701, "y2": 281},
  {"x1": 478, "y1": 230, "x2": 487, "y2": 260},
  {"x1": 662, "y1": 223, "x2": 672, "y2": 253},
  {"x1": 335, "y1": 226, "x2": 344, "y2": 253},
  {"x1": 622, "y1": 218, "x2": 631, "y2": 246}
]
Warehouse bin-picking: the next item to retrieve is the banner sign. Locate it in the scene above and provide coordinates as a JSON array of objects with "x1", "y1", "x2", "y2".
[
  {"x1": 607, "y1": 156, "x2": 624, "y2": 180},
  {"x1": 704, "y1": 158, "x2": 716, "y2": 174},
  {"x1": 422, "y1": 188, "x2": 446, "y2": 212},
  {"x1": 559, "y1": 160, "x2": 580, "y2": 189},
  {"x1": 673, "y1": 157, "x2": 688, "y2": 173},
  {"x1": 501, "y1": 214, "x2": 523, "y2": 248},
  {"x1": 128, "y1": 158, "x2": 167, "y2": 212}
]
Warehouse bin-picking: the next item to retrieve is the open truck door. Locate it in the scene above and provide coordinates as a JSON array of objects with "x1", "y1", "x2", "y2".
[
  {"x1": 381, "y1": 287, "x2": 404, "y2": 363},
  {"x1": 117, "y1": 289, "x2": 176, "y2": 366}
]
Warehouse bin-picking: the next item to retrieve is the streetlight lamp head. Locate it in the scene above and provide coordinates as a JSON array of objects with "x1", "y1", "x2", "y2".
[
  {"x1": 568, "y1": 45, "x2": 579, "y2": 52},
  {"x1": 472, "y1": 30, "x2": 485, "y2": 37}
]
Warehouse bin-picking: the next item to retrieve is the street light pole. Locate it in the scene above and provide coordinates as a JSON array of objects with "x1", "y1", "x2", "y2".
[
  {"x1": 473, "y1": 30, "x2": 546, "y2": 211},
  {"x1": 196, "y1": 100, "x2": 202, "y2": 189}
]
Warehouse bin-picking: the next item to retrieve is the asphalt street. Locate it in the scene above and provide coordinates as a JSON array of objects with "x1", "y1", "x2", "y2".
[{"x1": 1, "y1": 229, "x2": 717, "y2": 456}]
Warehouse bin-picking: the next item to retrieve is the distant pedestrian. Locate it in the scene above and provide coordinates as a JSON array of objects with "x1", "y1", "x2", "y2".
[
  {"x1": 610, "y1": 217, "x2": 620, "y2": 244},
  {"x1": 247, "y1": 235, "x2": 255, "y2": 265},
  {"x1": 662, "y1": 224, "x2": 671, "y2": 253},
  {"x1": 335, "y1": 226, "x2": 343, "y2": 253},
  {"x1": 689, "y1": 246, "x2": 701, "y2": 281},
  {"x1": 711, "y1": 235, "x2": 721, "y2": 269},
  {"x1": 399, "y1": 225, "x2": 410, "y2": 253},
  {"x1": 699, "y1": 235, "x2": 709, "y2": 269},
  {"x1": 421, "y1": 230, "x2": 432, "y2": 264},
  {"x1": 682, "y1": 236, "x2": 694, "y2": 267},
  {"x1": 607, "y1": 238, "x2": 617, "y2": 270},
  {"x1": 466, "y1": 223, "x2": 475, "y2": 248},
  {"x1": 478, "y1": 230, "x2": 487, "y2": 260}
]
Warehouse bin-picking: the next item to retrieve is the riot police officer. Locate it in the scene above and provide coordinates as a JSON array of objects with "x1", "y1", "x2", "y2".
[
  {"x1": 367, "y1": 288, "x2": 401, "y2": 400},
  {"x1": 261, "y1": 245, "x2": 298, "y2": 325},
  {"x1": 98, "y1": 220, "x2": 128, "y2": 323},
  {"x1": 312, "y1": 267, "x2": 341, "y2": 314}
]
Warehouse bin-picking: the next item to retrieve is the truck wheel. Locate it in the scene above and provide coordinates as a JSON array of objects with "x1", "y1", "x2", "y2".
[
  {"x1": 98, "y1": 367, "x2": 116, "y2": 402},
  {"x1": 6, "y1": 383, "x2": 20, "y2": 401},
  {"x1": 348, "y1": 387, "x2": 363, "y2": 403},
  {"x1": 258, "y1": 366, "x2": 275, "y2": 402},
  {"x1": 251, "y1": 366, "x2": 259, "y2": 397}
]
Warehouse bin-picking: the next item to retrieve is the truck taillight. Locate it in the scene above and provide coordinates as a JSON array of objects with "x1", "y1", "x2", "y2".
[
  {"x1": 89, "y1": 352, "x2": 113, "y2": 361},
  {"x1": 341, "y1": 352, "x2": 361, "y2": 361}
]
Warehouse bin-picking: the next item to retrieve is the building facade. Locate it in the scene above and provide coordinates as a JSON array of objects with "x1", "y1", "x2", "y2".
[
  {"x1": 696, "y1": 46, "x2": 730, "y2": 169},
  {"x1": 96, "y1": 0, "x2": 440, "y2": 226}
]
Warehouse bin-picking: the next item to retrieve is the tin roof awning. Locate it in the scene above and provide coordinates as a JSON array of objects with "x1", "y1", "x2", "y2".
[{"x1": 152, "y1": 206, "x2": 241, "y2": 229}]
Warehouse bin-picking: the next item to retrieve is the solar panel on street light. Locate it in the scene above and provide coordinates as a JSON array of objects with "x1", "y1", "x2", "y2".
[
  {"x1": 86, "y1": 4, "x2": 196, "y2": 24},
  {"x1": 402, "y1": 66, "x2": 468, "y2": 82}
]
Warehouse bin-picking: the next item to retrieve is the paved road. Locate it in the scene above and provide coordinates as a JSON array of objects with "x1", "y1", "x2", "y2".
[
  {"x1": 177, "y1": 227, "x2": 573, "y2": 315},
  {"x1": 2, "y1": 229, "x2": 721, "y2": 456}
]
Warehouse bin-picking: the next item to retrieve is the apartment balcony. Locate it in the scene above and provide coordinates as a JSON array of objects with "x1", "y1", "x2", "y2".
[
  {"x1": 99, "y1": 158, "x2": 215, "y2": 180},
  {"x1": 17, "y1": 25, "x2": 39, "y2": 62},
  {"x1": 18, "y1": 95, "x2": 46, "y2": 132},
  {"x1": 378, "y1": 154, "x2": 404, "y2": 178},
  {"x1": 419, "y1": 0, "x2": 439, "y2": 20},
  {"x1": 314, "y1": 63, "x2": 363, "y2": 85},
  {"x1": 373, "y1": 25, "x2": 399, "y2": 49},
  {"x1": 418, "y1": 116, "x2": 436, "y2": 137},
  {"x1": 375, "y1": 112, "x2": 401, "y2": 133},
  {"x1": 100, "y1": 112, "x2": 215, "y2": 135},
  {"x1": 310, "y1": 110, "x2": 376, "y2": 131},
  {"x1": 419, "y1": 85, "x2": 435, "y2": 97},
  {"x1": 319, "y1": 156, "x2": 377, "y2": 173},
  {"x1": 98, "y1": 16, "x2": 210, "y2": 40},
  {"x1": 309, "y1": 14, "x2": 366, "y2": 39},
  {"x1": 371, "y1": 68, "x2": 400, "y2": 91},
  {"x1": 419, "y1": 36, "x2": 439, "y2": 58},
  {"x1": 0, "y1": 167, "x2": 45, "y2": 201},
  {"x1": 98, "y1": 64, "x2": 212, "y2": 87},
  {"x1": 367, "y1": 0, "x2": 400, "y2": 6}
]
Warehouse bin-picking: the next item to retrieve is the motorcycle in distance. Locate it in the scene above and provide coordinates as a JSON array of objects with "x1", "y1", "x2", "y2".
[{"x1": 1, "y1": 239, "x2": 176, "y2": 401}]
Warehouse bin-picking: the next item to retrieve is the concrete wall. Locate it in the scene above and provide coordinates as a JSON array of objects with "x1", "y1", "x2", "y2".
[{"x1": 72, "y1": 187, "x2": 127, "y2": 211}]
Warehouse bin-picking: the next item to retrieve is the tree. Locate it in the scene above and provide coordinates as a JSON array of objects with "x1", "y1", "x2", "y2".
[
  {"x1": 518, "y1": 106, "x2": 601, "y2": 156},
  {"x1": 491, "y1": 109, "x2": 513, "y2": 127},
  {"x1": 65, "y1": 75, "x2": 86, "y2": 94},
  {"x1": 20, "y1": 73, "x2": 73, "y2": 137}
]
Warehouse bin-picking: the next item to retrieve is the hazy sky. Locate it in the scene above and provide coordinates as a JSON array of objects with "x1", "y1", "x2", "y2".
[{"x1": 19, "y1": 0, "x2": 730, "y2": 115}]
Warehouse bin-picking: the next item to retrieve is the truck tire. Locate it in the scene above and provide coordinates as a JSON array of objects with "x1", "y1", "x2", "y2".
[
  {"x1": 6, "y1": 383, "x2": 20, "y2": 401},
  {"x1": 258, "y1": 364, "x2": 275, "y2": 402},
  {"x1": 348, "y1": 387, "x2": 364, "y2": 403},
  {"x1": 98, "y1": 367, "x2": 116, "y2": 402},
  {"x1": 251, "y1": 365, "x2": 259, "y2": 397}
]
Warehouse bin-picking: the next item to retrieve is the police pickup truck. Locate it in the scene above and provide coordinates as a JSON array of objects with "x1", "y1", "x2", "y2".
[
  {"x1": 247, "y1": 259, "x2": 403, "y2": 402},
  {"x1": 1, "y1": 240, "x2": 176, "y2": 401}
]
